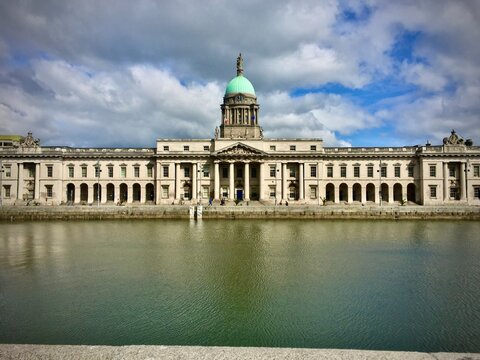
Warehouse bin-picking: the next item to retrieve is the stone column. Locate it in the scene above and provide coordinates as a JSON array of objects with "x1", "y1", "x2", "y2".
[
  {"x1": 141, "y1": 184, "x2": 147, "y2": 203},
  {"x1": 229, "y1": 162, "x2": 235, "y2": 200},
  {"x1": 34, "y1": 163, "x2": 40, "y2": 200},
  {"x1": 244, "y1": 162, "x2": 250, "y2": 201},
  {"x1": 74, "y1": 184, "x2": 81, "y2": 204},
  {"x1": 348, "y1": 185, "x2": 353, "y2": 204},
  {"x1": 88, "y1": 184, "x2": 94, "y2": 204},
  {"x1": 156, "y1": 161, "x2": 162, "y2": 204},
  {"x1": 361, "y1": 184, "x2": 367, "y2": 204},
  {"x1": 175, "y1": 163, "x2": 181, "y2": 200},
  {"x1": 388, "y1": 185, "x2": 395, "y2": 204},
  {"x1": 443, "y1": 162, "x2": 449, "y2": 201},
  {"x1": 192, "y1": 163, "x2": 197, "y2": 200},
  {"x1": 460, "y1": 162, "x2": 466, "y2": 200},
  {"x1": 299, "y1": 163, "x2": 304, "y2": 200},
  {"x1": 334, "y1": 184, "x2": 339, "y2": 204},
  {"x1": 282, "y1": 163, "x2": 287, "y2": 201},
  {"x1": 127, "y1": 184, "x2": 133, "y2": 203},
  {"x1": 214, "y1": 161, "x2": 220, "y2": 200},
  {"x1": 259, "y1": 162, "x2": 264, "y2": 201},
  {"x1": 17, "y1": 163, "x2": 24, "y2": 200},
  {"x1": 101, "y1": 183, "x2": 107, "y2": 204}
]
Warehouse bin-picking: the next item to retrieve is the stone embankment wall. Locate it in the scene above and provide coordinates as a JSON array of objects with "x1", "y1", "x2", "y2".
[{"x1": 0, "y1": 205, "x2": 479, "y2": 221}]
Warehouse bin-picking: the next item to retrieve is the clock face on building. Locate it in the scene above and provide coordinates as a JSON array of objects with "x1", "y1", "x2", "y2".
[{"x1": 235, "y1": 95, "x2": 244, "y2": 102}]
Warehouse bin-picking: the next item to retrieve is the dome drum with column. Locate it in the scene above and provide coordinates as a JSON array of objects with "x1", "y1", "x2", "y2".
[{"x1": 219, "y1": 54, "x2": 262, "y2": 139}]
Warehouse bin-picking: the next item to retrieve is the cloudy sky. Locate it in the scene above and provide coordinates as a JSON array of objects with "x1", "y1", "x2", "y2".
[{"x1": 0, "y1": 0, "x2": 479, "y2": 148}]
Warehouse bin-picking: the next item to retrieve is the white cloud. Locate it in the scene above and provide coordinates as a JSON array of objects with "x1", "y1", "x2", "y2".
[
  {"x1": 1, "y1": 60, "x2": 223, "y2": 146},
  {"x1": 400, "y1": 62, "x2": 447, "y2": 92},
  {"x1": 260, "y1": 91, "x2": 380, "y2": 146}
]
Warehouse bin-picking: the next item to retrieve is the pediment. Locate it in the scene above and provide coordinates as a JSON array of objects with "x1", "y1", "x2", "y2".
[{"x1": 214, "y1": 142, "x2": 266, "y2": 157}]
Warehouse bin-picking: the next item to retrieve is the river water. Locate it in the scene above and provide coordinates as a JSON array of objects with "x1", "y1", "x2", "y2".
[{"x1": 0, "y1": 219, "x2": 479, "y2": 352}]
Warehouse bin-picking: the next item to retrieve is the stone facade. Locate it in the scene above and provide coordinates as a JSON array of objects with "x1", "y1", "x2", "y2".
[{"x1": 1, "y1": 58, "x2": 480, "y2": 207}]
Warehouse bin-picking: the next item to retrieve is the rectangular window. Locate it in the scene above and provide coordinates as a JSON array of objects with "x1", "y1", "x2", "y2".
[
  {"x1": 163, "y1": 166, "x2": 169, "y2": 178},
  {"x1": 367, "y1": 166, "x2": 373, "y2": 178},
  {"x1": 473, "y1": 165, "x2": 480, "y2": 177},
  {"x1": 108, "y1": 166, "x2": 114, "y2": 178},
  {"x1": 202, "y1": 186, "x2": 209, "y2": 199},
  {"x1": 290, "y1": 145, "x2": 296, "y2": 151},
  {"x1": 289, "y1": 166, "x2": 296, "y2": 178},
  {"x1": 310, "y1": 165, "x2": 317, "y2": 178},
  {"x1": 237, "y1": 168, "x2": 243, "y2": 178},
  {"x1": 184, "y1": 166, "x2": 190, "y2": 178},
  {"x1": 28, "y1": 167, "x2": 35, "y2": 178},
  {"x1": 147, "y1": 166, "x2": 153, "y2": 177},
  {"x1": 3, "y1": 185, "x2": 11, "y2": 198},
  {"x1": 134, "y1": 166, "x2": 140, "y2": 177},
  {"x1": 381, "y1": 166, "x2": 387, "y2": 178},
  {"x1": 450, "y1": 187, "x2": 458, "y2": 199},
  {"x1": 327, "y1": 166, "x2": 333, "y2": 178},
  {"x1": 251, "y1": 167, "x2": 257, "y2": 178},
  {"x1": 4, "y1": 166, "x2": 11, "y2": 178},
  {"x1": 310, "y1": 186, "x2": 317, "y2": 199},
  {"x1": 430, "y1": 165, "x2": 436, "y2": 177},
  {"x1": 121, "y1": 166, "x2": 126, "y2": 178},
  {"x1": 163, "y1": 145, "x2": 169, "y2": 151},
  {"x1": 221, "y1": 187, "x2": 228, "y2": 198},
  {"x1": 395, "y1": 166, "x2": 400, "y2": 177},
  {"x1": 204, "y1": 145, "x2": 210, "y2": 151},
  {"x1": 47, "y1": 166, "x2": 53, "y2": 178},
  {"x1": 408, "y1": 165, "x2": 414, "y2": 177},
  {"x1": 354, "y1": 166, "x2": 360, "y2": 178},
  {"x1": 289, "y1": 187, "x2": 296, "y2": 199},
  {"x1": 82, "y1": 166, "x2": 87, "y2": 177},
  {"x1": 270, "y1": 166, "x2": 276, "y2": 177},
  {"x1": 45, "y1": 185, "x2": 53, "y2": 198},
  {"x1": 162, "y1": 185, "x2": 169, "y2": 199},
  {"x1": 269, "y1": 186, "x2": 276, "y2": 198},
  {"x1": 222, "y1": 167, "x2": 228, "y2": 178},
  {"x1": 270, "y1": 145, "x2": 276, "y2": 151},
  {"x1": 203, "y1": 166, "x2": 210, "y2": 178},
  {"x1": 310, "y1": 145, "x2": 317, "y2": 151},
  {"x1": 449, "y1": 165, "x2": 456, "y2": 177},
  {"x1": 474, "y1": 186, "x2": 480, "y2": 199},
  {"x1": 184, "y1": 145, "x2": 190, "y2": 151},
  {"x1": 95, "y1": 166, "x2": 101, "y2": 178},
  {"x1": 430, "y1": 186, "x2": 437, "y2": 198},
  {"x1": 340, "y1": 166, "x2": 346, "y2": 178},
  {"x1": 68, "y1": 167, "x2": 74, "y2": 178}
]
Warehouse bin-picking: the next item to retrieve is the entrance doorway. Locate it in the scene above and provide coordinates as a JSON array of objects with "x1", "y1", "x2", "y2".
[{"x1": 236, "y1": 189, "x2": 243, "y2": 201}]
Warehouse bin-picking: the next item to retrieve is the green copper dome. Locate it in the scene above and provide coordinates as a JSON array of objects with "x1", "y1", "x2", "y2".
[{"x1": 225, "y1": 75, "x2": 255, "y2": 95}]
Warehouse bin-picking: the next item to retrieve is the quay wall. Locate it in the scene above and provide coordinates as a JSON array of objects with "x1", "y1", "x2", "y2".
[
  {"x1": 0, "y1": 204, "x2": 479, "y2": 221},
  {"x1": 0, "y1": 344, "x2": 479, "y2": 360}
]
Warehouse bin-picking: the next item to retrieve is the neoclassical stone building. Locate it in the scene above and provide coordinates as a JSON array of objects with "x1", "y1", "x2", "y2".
[{"x1": 1, "y1": 55, "x2": 480, "y2": 206}]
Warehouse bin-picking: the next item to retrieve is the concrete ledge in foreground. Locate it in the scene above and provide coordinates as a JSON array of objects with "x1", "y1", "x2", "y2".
[{"x1": 0, "y1": 345, "x2": 479, "y2": 360}]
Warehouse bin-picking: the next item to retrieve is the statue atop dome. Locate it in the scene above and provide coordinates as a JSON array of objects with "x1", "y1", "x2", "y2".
[{"x1": 236, "y1": 53, "x2": 243, "y2": 76}]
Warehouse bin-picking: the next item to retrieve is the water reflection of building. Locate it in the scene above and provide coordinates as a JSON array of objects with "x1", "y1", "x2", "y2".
[{"x1": 1, "y1": 55, "x2": 480, "y2": 206}]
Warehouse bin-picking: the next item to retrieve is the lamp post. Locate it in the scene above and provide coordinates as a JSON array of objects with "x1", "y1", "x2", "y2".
[
  {"x1": 276, "y1": 167, "x2": 280, "y2": 206},
  {"x1": 0, "y1": 160, "x2": 4, "y2": 207},
  {"x1": 317, "y1": 165, "x2": 320, "y2": 206},
  {"x1": 465, "y1": 160, "x2": 470, "y2": 203},
  {"x1": 197, "y1": 163, "x2": 202, "y2": 204},
  {"x1": 96, "y1": 160, "x2": 102, "y2": 207},
  {"x1": 378, "y1": 159, "x2": 383, "y2": 207}
]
